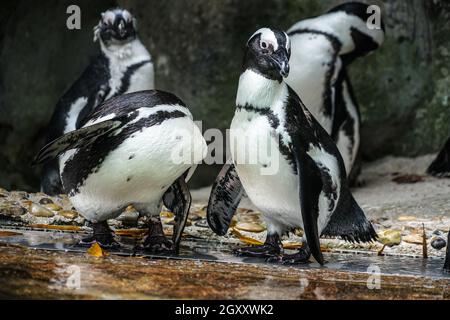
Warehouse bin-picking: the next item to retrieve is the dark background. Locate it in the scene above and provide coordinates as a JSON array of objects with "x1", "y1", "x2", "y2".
[{"x1": 0, "y1": 0, "x2": 449, "y2": 191}]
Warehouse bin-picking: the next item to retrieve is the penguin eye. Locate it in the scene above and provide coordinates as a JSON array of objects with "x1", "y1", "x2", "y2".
[{"x1": 260, "y1": 41, "x2": 268, "y2": 49}]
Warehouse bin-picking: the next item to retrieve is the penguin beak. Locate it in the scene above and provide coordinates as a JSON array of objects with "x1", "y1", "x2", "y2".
[{"x1": 271, "y1": 49, "x2": 290, "y2": 78}]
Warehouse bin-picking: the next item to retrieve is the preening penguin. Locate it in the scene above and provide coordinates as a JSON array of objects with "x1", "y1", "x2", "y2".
[
  {"x1": 207, "y1": 28, "x2": 376, "y2": 264},
  {"x1": 286, "y1": 2, "x2": 385, "y2": 182},
  {"x1": 34, "y1": 91, "x2": 207, "y2": 252},
  {"x1": 41, "y1": 8, "x2": 155, "y2": 195}
]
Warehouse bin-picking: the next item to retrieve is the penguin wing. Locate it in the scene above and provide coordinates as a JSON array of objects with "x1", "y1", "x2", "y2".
[
  {"x1": 163, "y1": 174, "x2": 192, "y2": 253},
  {"x1": 207, "y1": 163, "x2": 244, "y2": 236},
  {"x1": 291, "y1": 137, "x2": 325, "y2": 265},
  {"x1": 32, "y1": 119, "x2": 122, "y2": 165}
]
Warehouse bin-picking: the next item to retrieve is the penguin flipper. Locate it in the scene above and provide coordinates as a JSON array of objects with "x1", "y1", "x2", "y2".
[
  {"x1": 32, "y1": 119, "x2": 122, "y2": 165},
  {"x1": 163, "y1": 174, "x2": 192, "y2": 253},
  {"x1": 207, "y1": 163, "x2": 244, "y2": 236},
  {"x1": 427, "y1": 137, "x2": 450, "y2": 178},
  {"x1": 292, "y1": 140, "x2": 324, "y2": 265},
  {"x1": 322, "y1": 192, "x2": 377, "y2": 243}
]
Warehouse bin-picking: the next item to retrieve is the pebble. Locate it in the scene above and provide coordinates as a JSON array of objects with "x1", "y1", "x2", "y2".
[
  {"x1": 58, "y1": 210, "x2": 78, "y2": 220},
  {"x1": 0, "y1": 205, "x2": 27, "y2": 217},
  {"x1": 44, "y1": 203, "x2": 62, "y2": 211},
  {"x1": 29, "y1": 203, "x2": 55, "y2": 217},
  {"x1": 431, "y1": 236, "x2": 447, "y2": 250},
  {"x1": 39, "y1": 198, "x2": 54, "y2": 205},
  {"x1": 195, "y1": 218, "x2": 209, "y2": 228}
]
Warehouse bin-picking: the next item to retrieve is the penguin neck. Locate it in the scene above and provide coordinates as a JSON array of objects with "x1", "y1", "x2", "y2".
[
  {"x1": 100, "y1": 38, "x2": 150, "y2": 62},
  {"x1": 236, "y1": 69, "x2": 287, "y2": 110}
]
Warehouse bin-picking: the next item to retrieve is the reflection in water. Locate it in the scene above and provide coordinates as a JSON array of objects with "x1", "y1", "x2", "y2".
[{"x1": 1, "y1": 227, "x2": 449, "y2": 280}]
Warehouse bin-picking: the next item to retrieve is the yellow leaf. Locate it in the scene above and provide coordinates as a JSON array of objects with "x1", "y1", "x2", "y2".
[
  {"x1": 87, "y1": 242, "x2": 109, "y2": 257},
  {"x1": 231, "y1": 228, "x2": 264, "y2": 246},
  {"x1": 29, "y1": 224, "x2": 82, "y2": 231}
]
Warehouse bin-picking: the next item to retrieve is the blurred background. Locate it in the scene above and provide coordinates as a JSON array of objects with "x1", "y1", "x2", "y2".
[{"x1": 0, "y1": 0, "x2": 449, "y2": 191}]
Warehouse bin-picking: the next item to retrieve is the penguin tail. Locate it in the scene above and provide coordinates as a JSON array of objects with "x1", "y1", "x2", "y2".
[
  {"x1": 427, "y1": 137, "x2": 450, "y2": 178},
  {"x1": 327, "y1": 2, "x2": 385, "y2": 65},
  {"x1": 322, "y1": 192, "x2": 377, "y2": 243}
]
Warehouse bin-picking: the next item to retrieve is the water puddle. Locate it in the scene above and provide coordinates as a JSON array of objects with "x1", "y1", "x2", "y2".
[{"x1": 1, "y1": 226, "x2": 449, "y2": 280}]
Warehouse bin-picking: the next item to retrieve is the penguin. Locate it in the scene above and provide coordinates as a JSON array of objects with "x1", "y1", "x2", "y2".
[
  {"x1": 207, "y1": 28, "x2": 376, "y2": 265},
  {"x1": 286, "y1": 2, "x2": 385, "y2": 183},
  {"x1": 33, "y1": 90, "x2": 207, "y2": 253},
  {"x1": 41, "y1": 8, "x2": 155, "y2": 195},
  {"x1": 427, "y1": 137, "x2": 450, "y2": 177}
]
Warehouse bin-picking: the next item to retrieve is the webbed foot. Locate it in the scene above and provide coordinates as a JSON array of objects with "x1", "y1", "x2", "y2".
[
  {"x1": 79, "y1": 221, "x2": 120, "y2": 248},
  {"x1": 234, "y1": 234, "x2": 282, "y2": 258},
  {"x1": 142, "y1": 216, "x2": 174, "y2": 253}
]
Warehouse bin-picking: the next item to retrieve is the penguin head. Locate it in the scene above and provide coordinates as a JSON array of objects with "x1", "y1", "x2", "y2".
[
  {"x1": 243, "y1": 28, "x2": 291, "y2": 82},
  {"x1": 94, "y1": 9, "x2": 137, "y2": 45}
]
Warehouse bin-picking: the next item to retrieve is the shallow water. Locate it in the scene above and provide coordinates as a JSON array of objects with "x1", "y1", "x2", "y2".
[{"x1": 1, "y1": 226, "x2": 449, "y2": 280}]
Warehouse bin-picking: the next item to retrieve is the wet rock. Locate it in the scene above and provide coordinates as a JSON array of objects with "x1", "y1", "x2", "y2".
[
  {"x1": 38, "y1": 198, "x2": 53, "y2": 205},
  {"x1": 58, "y1": 210, "x2": 78, "y2": 220},
  {"x1": 29, "y1": 203, "x2": 55, "y2": 218},
  {"x1": 431, "y1": 236, "x2": 447, "y2": 250},
  {"x1": 43, "y1": 203, "x2": 62, "y2": 211},
  {"x1": 10, "y1": 191, "x2": 29, "y2": 199},
  {"x1": 195, "y1": 219, "x2": 209, "y2": 228},
  {"x1": 0, "y1": 204, "x2": 27, "y2": 217},
  {"x1": 116, "y1": 208, "x2": 139, "y2": 226}
]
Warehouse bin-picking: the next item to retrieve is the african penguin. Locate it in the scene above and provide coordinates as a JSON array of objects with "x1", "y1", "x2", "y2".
[
  {"x1": 207, "y1": 28, "x2": 376, "y2": 265},
  {"x1": 41, "y1": 8, "x2": 155, "y2": 195},
  {"x1": 286, "y1": 2, "x2": 385, "y2": 183},
  {"x1": 427, "y1": 137, "x2": 450, "y2": 178},
  {"x1": 34, "y1": 90, "x2": 207, "y2": 253}
]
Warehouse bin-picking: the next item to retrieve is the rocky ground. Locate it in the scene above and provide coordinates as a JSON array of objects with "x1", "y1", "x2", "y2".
[{"x1": 1, "y1": 154, "x2": 450, "y2": 299}]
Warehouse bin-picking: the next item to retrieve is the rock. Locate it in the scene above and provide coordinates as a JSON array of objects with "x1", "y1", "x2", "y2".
[
  {"x1": 116, "y1": 209, "x2": 139, "y2": 225},
  {"x1": 44, "y1": 203, "x2": 62, "y2": 211},
  {"x1": 431, "y1": 236, "x2": 447, "y2": 250},
  {"x1": 38, "y1": 198, "x2": 53, "y2": 205},
  {"x1": 29, "y1": 203, "x2": 54, "y2": 218},
  {"x1": 403, "y1": 234, "x2": 423, "y2": 245},
  {"x1": 58, "y1": 210, "x2": 78, "y2": 220},
  {"x1": 194, "y1": 219, "x2": 209, "y2": 228},
  {"x1": 0, "y1": 204, "x2": 27, "y2": 217}
]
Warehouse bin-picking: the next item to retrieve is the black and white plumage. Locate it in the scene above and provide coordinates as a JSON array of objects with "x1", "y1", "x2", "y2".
[
  {"x1": 207, "y1": 28, "x2": 376, "y2": 265},
  {"x1": 34, "y1": 90, "x2": 207, "y2": 252},
  {"x1": 286, "y1": 2, "x2": 385, "y2": 181},
  {"x1": 41, "y1": 8, "x2": 155, "y2": 195}
]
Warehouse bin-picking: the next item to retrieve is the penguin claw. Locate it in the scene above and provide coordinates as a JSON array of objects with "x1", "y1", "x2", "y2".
[{"x1": 142, "y1": 235, "x2": 174, "y2": 254}]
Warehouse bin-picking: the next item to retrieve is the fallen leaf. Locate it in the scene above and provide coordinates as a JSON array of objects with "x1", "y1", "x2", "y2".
[
  {"x1": 377, "y1": 229, "x2": 402, "y2": 246},
  {"x1": 403, "y1": 234, "x2": 423, "y2": 245},
  {"x1": 160, "y1": 211, "x2": 174, "y2": 218},
  {"x1": 29, "y1": 224, "x2": 82, "y2": 231},
  {"x1": 87, "y1": 242, "x2": 109, "y2": 257},
  {"x1": 235, "y1": 222, "x2": 266, "y2": 233},
  {"x1": 0, "y1": 231, "x2": 22, "y2": 237},
  {"x1": 231, "y1": 228, "x2": 264, "y2": 246},
  {"x1": 282, "y1": 242, "x2": 303, "y2": 250},
  {"x1": 397, "y1": 215, "x2": 417, "y2": 222}
]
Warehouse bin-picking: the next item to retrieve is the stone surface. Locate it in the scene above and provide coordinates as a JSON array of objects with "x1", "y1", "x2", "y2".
[{"x1": 1, "y1": 0, "x2": 449, "y2": 190}]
